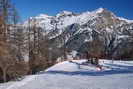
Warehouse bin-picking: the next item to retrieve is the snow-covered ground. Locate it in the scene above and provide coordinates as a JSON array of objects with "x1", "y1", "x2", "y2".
[{"x1": 1, "y1": 60, "x2": 133, "y2": 89}]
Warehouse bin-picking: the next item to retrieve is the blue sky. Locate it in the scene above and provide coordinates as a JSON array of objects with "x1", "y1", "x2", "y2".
[{"x1": 12, "y1": 0, "x2": 133, "y2": 21}]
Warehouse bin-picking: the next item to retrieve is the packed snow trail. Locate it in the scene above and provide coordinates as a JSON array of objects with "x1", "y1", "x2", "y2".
[{"x1": 1, "y1": 60, "x2": 133, "y2": 89}]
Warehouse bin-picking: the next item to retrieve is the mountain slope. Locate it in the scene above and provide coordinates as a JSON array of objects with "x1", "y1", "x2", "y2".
[
  {"x1": 24, "y1": 8, "x2": 133, "y2": 59},
  {"x1": 2, "y1": 60, "x2": 133, "y2": 89}
]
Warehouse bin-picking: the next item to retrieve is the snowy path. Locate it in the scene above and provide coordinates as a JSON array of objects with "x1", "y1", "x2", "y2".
[{"x1": 1, "y1": 60, "x2": 133, "y2": 89}]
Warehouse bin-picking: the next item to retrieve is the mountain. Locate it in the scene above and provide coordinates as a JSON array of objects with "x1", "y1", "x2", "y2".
[{"x1": 24, "y1": 8, "x2": 133, "y2": 59}]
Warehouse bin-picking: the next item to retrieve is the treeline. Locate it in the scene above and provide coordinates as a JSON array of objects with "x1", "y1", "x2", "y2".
[{"x1": 0, "y1": 0, "x2": 55, "y2": 83}]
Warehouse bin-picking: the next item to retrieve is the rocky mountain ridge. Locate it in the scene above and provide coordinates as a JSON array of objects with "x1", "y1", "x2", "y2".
[{"x1": 24, "y1": 8, "x2": 133, "y2": 59}]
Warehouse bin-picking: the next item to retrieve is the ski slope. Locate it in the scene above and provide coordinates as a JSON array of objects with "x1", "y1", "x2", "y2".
[{"x1": 1, "y1": 60, "x2": 133, "y2": 89}]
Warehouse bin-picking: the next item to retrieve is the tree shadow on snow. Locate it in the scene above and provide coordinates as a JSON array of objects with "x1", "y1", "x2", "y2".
[{"x1": 45, "y1": 62, "x2": 133, "y2": 76}]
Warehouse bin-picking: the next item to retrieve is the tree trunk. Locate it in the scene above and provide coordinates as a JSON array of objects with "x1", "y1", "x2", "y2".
[
  {"x1": 95, "y1": 58, "x2": 99, "y2": 65},
  {"x1": 2, "y1": 68, "x2": 7, "y2": 82},
  {"x1": 111, "y1": 58, "x2": 114, "y2": 64}
]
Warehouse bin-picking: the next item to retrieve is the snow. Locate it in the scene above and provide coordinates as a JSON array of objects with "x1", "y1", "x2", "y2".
[
  {"x1": 56, "y1": 11, "x2": 73, "y2": 18},
  {"x1": 84, "y1": 37, "x2": 93, "y2": 42},
  {"x1": 6, "y1": 76, "x2": 37, "y2": 89},
  {"x1": 1, "y1": 59, "x2": 133, "y2": 89},
  {"x1": 24, "y1": 8, "x2": 133, "y2": 33},
  {"x1": 106, "y1": 27, "x2": 113, "y2": 33},
  {"x1": 23, "y1": 8, "x2": 133, "y2": 40},
  {"x1": 66, "y1": 51, "x2": 78, "y2": 60},
  {"x1": 37, "y1": 14, "x2": 51, "y2": 18},
  {"x1": 57, "y1": 10, "x2": 100, "y2": 29},
  {"x1": 95, "y1": 8, "x2": 105, "y2": 14},
  {"x1": 117, "y1": 35, "x2": 130, "y2": 39},
  {"x1": 24, "y1": 8, "x2": 106, "y2": 31},
  {"x1": 118, "y1": 17, "x2": 133, "y2": 23}
]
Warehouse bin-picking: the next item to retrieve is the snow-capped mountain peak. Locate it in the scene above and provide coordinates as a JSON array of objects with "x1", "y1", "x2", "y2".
[
  {"x1": 34, "y1": 14, "x2": 53, "y2": 20},
  {"x1": 118, "y1": 17, "x2": 133, "y2": 23},
  {"x1": 56, "y1": 10, "x2": 75, "y2": 18},
  {"x1": 23, "y1": 8, "x2": 133, "y2": 59},
  {"x1": 37, "y1": 14, "x2": 50, "y2": 18},
  {"x1": 24, "y1": 8, "x2": 133, "y2": 35},
  {"x1": 95, "y1": 7, "x2": 105, "y2": 13},
  {"x1": 59, "y1": 10, "x2": 73, "y2": 15}
]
